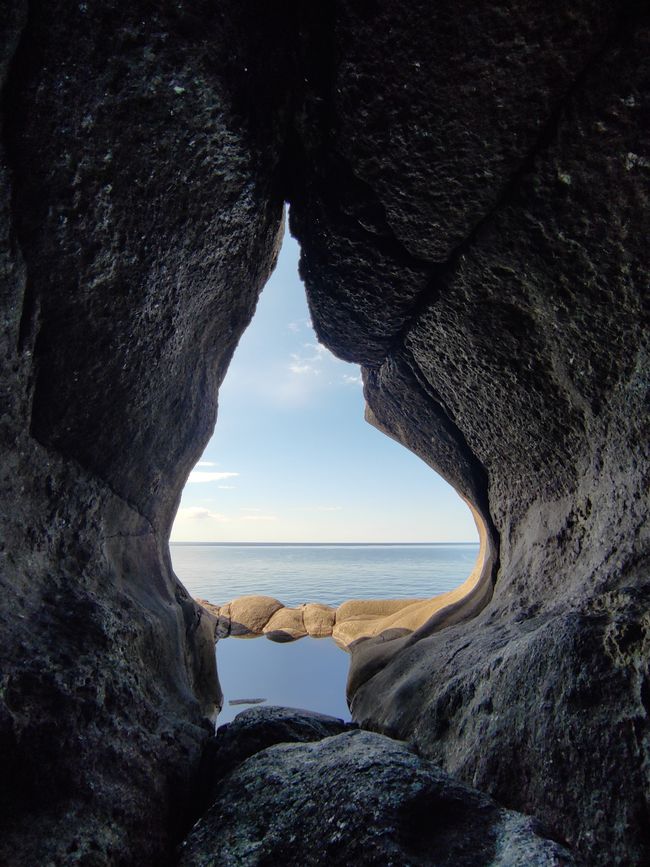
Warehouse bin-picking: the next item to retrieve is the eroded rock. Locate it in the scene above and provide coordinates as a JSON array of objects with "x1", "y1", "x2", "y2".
[
  {"x1": 1, "y1": 2, "x2": 647, "y2": 865},
  {"x1": 0, "y1": 3, "x2": 285, "y2": 862},
  {"x1": 288, "y1": 6, "x2": 649, "y2": 865}
]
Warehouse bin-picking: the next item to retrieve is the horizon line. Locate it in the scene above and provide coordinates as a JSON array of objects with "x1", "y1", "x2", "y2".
[{"x1": 169, "y1": 540, "x2": 479, "y2": 546}]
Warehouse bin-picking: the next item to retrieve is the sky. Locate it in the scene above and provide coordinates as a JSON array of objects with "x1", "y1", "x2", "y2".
[{"x1": 170, "y1": 224, "x2": 478, "y2": 543}]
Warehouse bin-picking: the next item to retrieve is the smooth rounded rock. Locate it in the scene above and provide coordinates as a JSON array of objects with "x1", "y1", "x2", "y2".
[
  {"x1": 229, "y1": 596, "x2": 284, "y2": 636},
  {"x1": 303, "y1": 602, "x2": 336, "y2": 637},
  {"x1": 262, "y1": 606, "x2": 306, "y2": 641}
]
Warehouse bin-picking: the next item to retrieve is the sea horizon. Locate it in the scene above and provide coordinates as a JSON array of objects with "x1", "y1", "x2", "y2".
[
  {"x1": 170, "y1": 540, "x2": 479, "y2": 547},
  {"x1": 171, "y1": 541, "x2": 479, "y2": 610}
]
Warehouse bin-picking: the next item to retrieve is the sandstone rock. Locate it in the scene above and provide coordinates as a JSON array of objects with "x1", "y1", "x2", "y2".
[
  {"x1": 228, "y1": 595, "x2": 284, "y2": 636},
  {"x1": 263, "y1": 606, "x2": 306, "y2": 642},
  {"x1": 208, "y1": 565, "x2": 496, "y2": 651},
  {"x1": 196, "y1": 599, "x2": 221, "y2": 620},
  {"x1": 303, "y1": 602, "x2": 336, "y2": 637},
  {"x1": 179, "y1": 730, "x2": 579, "y2": 866}
]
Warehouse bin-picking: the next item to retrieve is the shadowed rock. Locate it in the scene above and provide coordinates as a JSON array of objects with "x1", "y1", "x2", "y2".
[
  {"x1": 0, "y1": 2, "x2": 285, "y2": 862},
  {"x1": 287, "y1": 5, "x2": 649, "y2": 864},
  {"x1": 195, "y1": 706, "x2": 352, "y2": 810},
  {"x1": 179, "y1": 730, "x2": 580, "y2": 866}
]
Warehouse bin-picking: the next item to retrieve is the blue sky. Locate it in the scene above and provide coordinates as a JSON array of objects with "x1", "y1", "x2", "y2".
[{"x1": 170, "y1": 224, "x2": 477, "y2": 543}]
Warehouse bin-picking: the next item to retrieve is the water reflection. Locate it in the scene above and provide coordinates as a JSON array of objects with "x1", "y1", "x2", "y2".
[{"x1": 216, "y1": 636, "x2": 351, "y2": 725}]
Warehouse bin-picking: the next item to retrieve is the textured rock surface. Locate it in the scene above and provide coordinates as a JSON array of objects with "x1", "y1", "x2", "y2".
[
  {"x1": 1, "y1": 1, "x2": 648, "y2": 865},
  {"x1": 179, "y1": 730, "x2": 579, "y2": 866},
  {"x1": 287, "y1": 5, "x2": 650, "y2": 865},
  {"x1": 196, "y1": 706, "x2": 351, "y2": 809},
  {"x1": 0, "y1": 3, "x2": 284, "y2": 863}
]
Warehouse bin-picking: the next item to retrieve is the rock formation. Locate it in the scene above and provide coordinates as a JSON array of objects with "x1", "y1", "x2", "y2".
[
  {"x1": 179, "y1": 726, "x2": 579, "y2": 866},
  {"x1": 0, "y1": 1, "x2": 647, "y2": 865},
  {"x1": 0, "y1": 2, "x2": 284, "y2": 862},
  {"x1": 196, "y1": 705, "x2": 352, "y2": 809}
]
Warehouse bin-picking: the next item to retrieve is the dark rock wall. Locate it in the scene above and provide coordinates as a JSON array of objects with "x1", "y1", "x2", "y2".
[
  {"x1": 1, "y1": 1, "x2": 648, "y2": 865},
  {"x1": 1, "y1": 2, "x2": 284, "y2": 863},
  {"x1": 288, "y1": 3, "x2": 649, "y2": 865}
]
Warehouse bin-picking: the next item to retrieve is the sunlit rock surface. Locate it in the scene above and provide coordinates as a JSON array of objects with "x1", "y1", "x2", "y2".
[
  {"x1": 1, "y1": 1, "x2": 647, "y2": 865},
  {"x1": 196, "y1": 509, "x2": 492, "y2": 648}
]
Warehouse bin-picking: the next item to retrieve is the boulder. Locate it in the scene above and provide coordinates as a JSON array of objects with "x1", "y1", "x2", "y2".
[
  {"x1": 196, "y1": 706, "x2": 351, "y2": 809},
  {"x1": 228, "y1": 596, "x2": 284, "y2": 636},
  {"x1": 263, "y1": 606, "x2": 307, "y2": 642},
  {"x1": 303, "y1": 603, "x2": 336, "y2": 638},
  {"x1": 179, "y1": 730, "x2": 579, "y2": 866}
]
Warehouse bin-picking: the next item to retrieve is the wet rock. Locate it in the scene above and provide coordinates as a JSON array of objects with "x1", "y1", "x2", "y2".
[{"x1": 180, "y1": 730, "x2": 579, "y2": 866}]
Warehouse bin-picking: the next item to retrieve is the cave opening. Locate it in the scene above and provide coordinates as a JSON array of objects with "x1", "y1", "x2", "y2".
[{"x1": 169, "y1": 218, "x2": 486, "y2": 721}]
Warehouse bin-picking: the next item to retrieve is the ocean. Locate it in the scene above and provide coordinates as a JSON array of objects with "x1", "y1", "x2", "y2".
[{"x1": 171, "y1": 543, "x2": 479, "y2": 724}]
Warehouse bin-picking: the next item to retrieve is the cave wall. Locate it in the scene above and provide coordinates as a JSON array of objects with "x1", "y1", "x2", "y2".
[
  {"x1": 0, "y1": 2, "x2": 285, "y2": 862},
  {"x1": 287, "y1": 2, "x2": 650, "y2": 864},
  {"x1": 0, "y1": 1, "x2": 648, "y2": 865}
]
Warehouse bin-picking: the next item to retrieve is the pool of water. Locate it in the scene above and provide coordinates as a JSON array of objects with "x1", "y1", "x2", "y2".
[{"x1": 216, "y1": 636, "x2": 351, "y2": 725}]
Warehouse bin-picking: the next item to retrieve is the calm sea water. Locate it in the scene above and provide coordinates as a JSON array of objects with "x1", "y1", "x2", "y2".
[
  {"x1": 170, "y1": 543, "x2": 478, "y2": 724},
  {"x1": 170, "y1": 543, "x2": 479, "y2": 608}
]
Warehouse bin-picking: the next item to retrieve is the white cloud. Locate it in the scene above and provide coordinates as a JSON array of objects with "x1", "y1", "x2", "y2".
[
  {"x1": 287, "y1": 342, "x2": 363, "y2": 392},
  {"x1": 240, "y1": 515, "x2": 277, "y2": 522},
  {"x1": 218, "y1": 485, "x2": 236, "y2": 490},
  {"x1": 241, "y1": 507, "x2": 262, "y2": 512},
  {"x1": 196, "y1": 460, "x2": 217, "y2": 467},
  {"x1": 289, "y1": 358, "x2": 319, "y2": 376},
  {"x1": 287, "y1": 318, "x2": 310, "y2": 333},
  {"x1": 303, "y1": 342, "x2": 330, "y2": 360},
  {"x1": 288, "y1": 343, "x2": 331, "y2": 376},
  {"x1": 187, "y1": 471, "x2": 239, "y2": 484},
  {"x1": 176, "y1": 507, "x2": 229, "y2": 521}
]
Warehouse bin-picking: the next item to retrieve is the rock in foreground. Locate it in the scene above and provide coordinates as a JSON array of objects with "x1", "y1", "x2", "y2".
[
  {"x1": 180, "y1": 730, "x2": 578, "y2": 866},
  {"x1": 196, "y1": 706, "x2": 352, "y2": 809}
]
